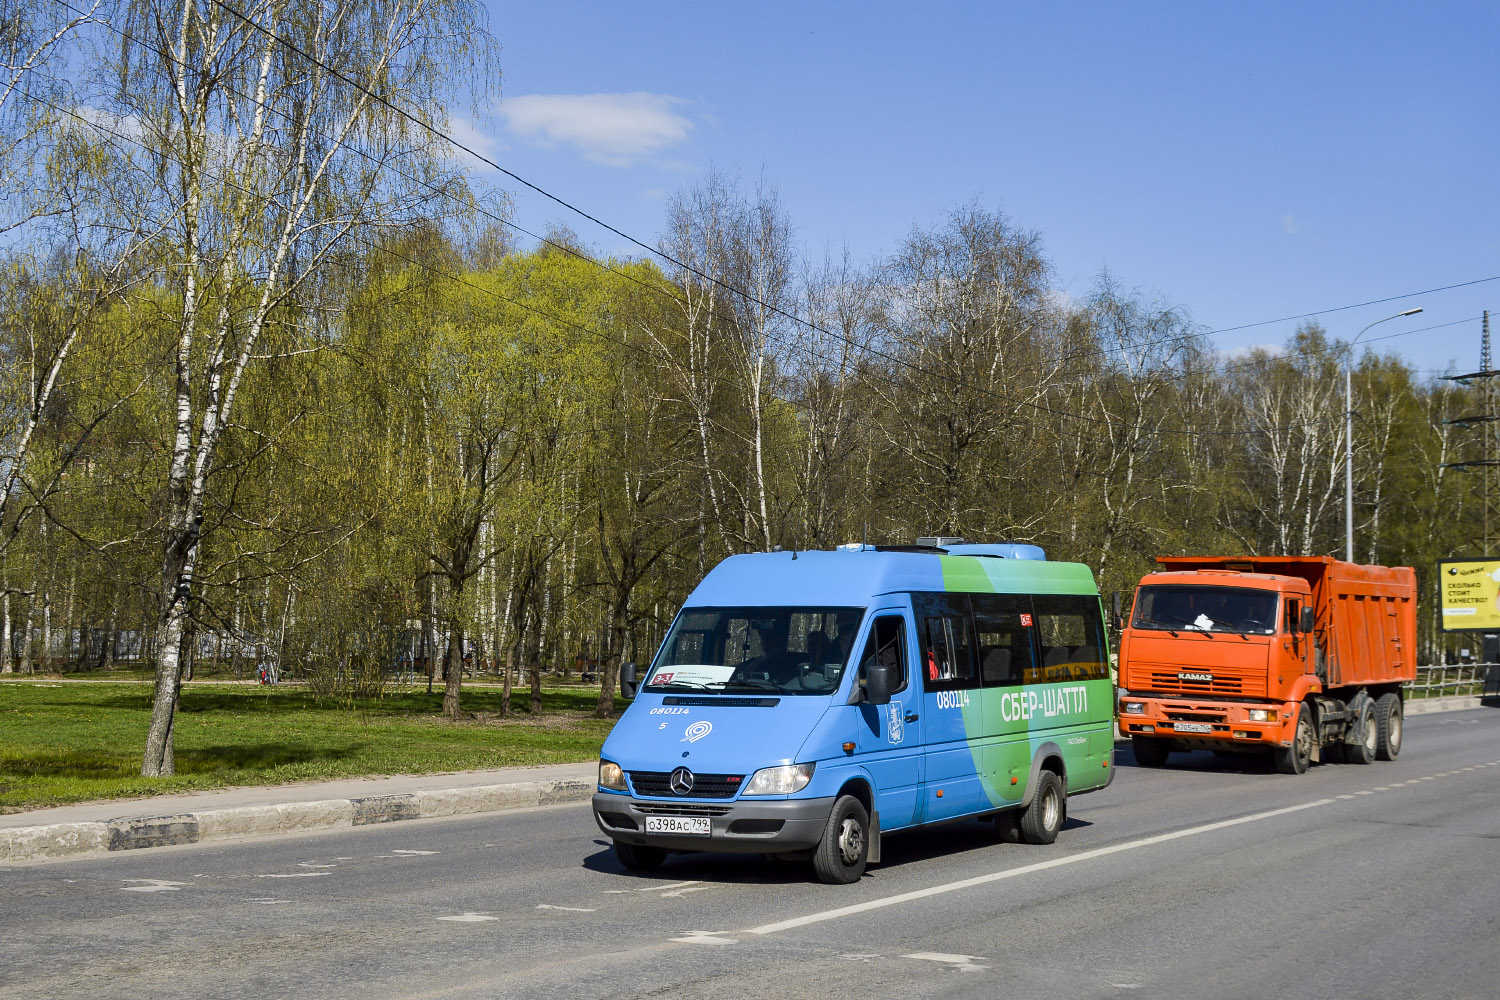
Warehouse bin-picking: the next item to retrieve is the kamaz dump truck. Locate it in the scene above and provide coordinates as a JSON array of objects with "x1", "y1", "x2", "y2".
[{"x1": 1117, "y1": 556, "x2": 1417, "y2": 774}]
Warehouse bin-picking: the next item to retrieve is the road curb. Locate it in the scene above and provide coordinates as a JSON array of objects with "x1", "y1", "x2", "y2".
[{"x1": 1, "y1": 777, "x2": 595, "y2": 864}]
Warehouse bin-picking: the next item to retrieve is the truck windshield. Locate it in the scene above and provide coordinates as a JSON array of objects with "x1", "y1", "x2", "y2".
[
  {"x1": 1133, "y1": 585, "x2": 1278, "y2": 635},
  {"x1": 646, "y1": 606, "x2": 864, "y2": 695}
]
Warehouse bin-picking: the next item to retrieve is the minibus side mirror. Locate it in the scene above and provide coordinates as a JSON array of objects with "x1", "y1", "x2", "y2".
[
  {"x1": 1299, "y1": 608, "x2": 1315, "y2": 634},
  {"x1": 865, "y1": 662, "x2": 892, "y2": 706},
  {"x1": 620, "y1": 662, "x2": 638, "y2": 700}
]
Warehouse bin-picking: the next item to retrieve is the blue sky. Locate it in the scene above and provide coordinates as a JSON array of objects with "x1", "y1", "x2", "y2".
[{"x1": 470, "y1": 1, "x2": 1497, "y2": 377}]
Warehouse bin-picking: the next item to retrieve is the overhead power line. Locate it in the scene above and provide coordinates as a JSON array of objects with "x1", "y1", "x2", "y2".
[
  {"x1": 195, "y1": 1, "x2": 1493, "y2": 393},
  {"x1": 36, "y1": 1, "x2": 1490, "y2": 439}
]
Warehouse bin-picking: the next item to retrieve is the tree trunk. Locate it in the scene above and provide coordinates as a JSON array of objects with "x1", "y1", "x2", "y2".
[{"x1": 442, "y1": 619, "x2": 465, "y2": 720}]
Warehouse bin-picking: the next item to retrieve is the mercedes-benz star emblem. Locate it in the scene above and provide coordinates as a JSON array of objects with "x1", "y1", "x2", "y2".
[{"x1": 669, "y1": 766, "x2": 695, "y2": 795}]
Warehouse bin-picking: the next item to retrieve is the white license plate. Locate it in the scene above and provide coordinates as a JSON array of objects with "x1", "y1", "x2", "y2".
[
  {"x1": 1174, "y1": 722, "x2": 1213, "y2": 734},
  {"x1": 645, "y1": 815, "x2": 711, "y2": 837}
]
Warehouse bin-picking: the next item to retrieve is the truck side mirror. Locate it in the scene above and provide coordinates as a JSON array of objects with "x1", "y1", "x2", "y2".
[
  {"x1": 620, "y1": 662, "x2": 638, "y2": 700},
  {"x1": 865, "y1": 661, "x2": 892, "y2": 706},
  {"x1": 1300, "y1": 608, "x2": 1315, "y2": 634},
  {"x1": 1110, "y1": 590, "x2": 1125, "y2": 632}
]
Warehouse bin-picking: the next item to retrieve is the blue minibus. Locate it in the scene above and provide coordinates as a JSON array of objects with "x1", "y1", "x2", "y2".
[{"x1": 591, "y1": 542, "x2": 1115, "y2": 883}]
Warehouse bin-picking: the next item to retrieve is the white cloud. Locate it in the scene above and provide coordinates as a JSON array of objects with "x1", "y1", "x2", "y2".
[
  {"x1": 499, "y1": 93, "x2": 694, "y2": 166},
  {"x1": 446, "y1": 115, "x2": 507, "y2": 169},
  {"x1": 1281, "y1": 214, "x2": 1299, "y2": 236}
]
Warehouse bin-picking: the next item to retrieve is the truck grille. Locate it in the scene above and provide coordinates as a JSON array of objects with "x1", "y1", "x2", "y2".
[
  {"x1": 1150, "y1": 671, "x2": 1243, "y2": 696},
  {"x1": 628, "y1": 771, "x2": 744, "y2": 799}
]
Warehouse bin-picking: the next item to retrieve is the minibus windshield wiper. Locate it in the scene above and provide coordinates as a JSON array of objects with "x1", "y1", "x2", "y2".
[
  {"x1": 648, "y1": 680, "x2": 710, "y2": 691},
  {"x1": 722, "y1": 679, "x2": 780, "y2": 692}
]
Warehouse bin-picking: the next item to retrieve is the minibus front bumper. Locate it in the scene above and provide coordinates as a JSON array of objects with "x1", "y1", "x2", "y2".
[{"x1": 592, "y1": 792, "x2": 835, "y2": 853}]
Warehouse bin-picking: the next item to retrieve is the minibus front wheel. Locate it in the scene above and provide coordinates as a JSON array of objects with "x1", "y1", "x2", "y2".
[
  {"x1": 812, "y1": 794, "x2": 869, "y2": 884},
  {"x1": 614, "y1": 841, "x2": 667, "y2": 872}
]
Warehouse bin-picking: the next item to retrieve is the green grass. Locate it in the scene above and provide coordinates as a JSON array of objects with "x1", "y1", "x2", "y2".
[{"x1": 0, "y1": 680, "x2": 618, "y2": 812}]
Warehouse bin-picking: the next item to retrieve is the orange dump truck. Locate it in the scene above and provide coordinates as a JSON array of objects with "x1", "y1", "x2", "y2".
[{"x1": 1117, "y1": 556, "x2": 1417, "y2": 774}]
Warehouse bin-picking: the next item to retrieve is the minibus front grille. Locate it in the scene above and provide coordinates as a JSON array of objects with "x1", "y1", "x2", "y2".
[
  {"x1": 633, "y1": 804, "x2": 733, "y2": 817},
  {"x1": 629, "y1": 771, "x2": 744, "y2": 799}
]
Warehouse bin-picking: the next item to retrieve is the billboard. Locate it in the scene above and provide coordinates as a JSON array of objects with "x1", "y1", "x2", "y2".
[{"x1": 1439, "y1": 558, "x2": 1500, "y2": 631}]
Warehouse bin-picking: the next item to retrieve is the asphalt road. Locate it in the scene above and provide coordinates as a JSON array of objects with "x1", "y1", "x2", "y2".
[{"x1": 4, "y1": 708, "x2": 1498, "y2": 1000}]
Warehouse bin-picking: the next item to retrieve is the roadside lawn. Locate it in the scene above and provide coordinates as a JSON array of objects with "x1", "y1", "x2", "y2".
[{"x1": 0, "y1": 679, "x2": 618, "y2": 812}]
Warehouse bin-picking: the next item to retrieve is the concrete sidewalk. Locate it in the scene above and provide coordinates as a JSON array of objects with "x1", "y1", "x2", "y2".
[
  {"x1": 3, "y1": 695, "x2": 1490, "y2": 865},
  {"x1": 1, "y1": 760, "x2": 596, "y2": 865}
]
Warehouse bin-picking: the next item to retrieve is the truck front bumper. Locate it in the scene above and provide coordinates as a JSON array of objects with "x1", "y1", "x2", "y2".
[
  {"x1": 1118, "y1": 696, "x2": 1298, "y2": 749},
  {"x1": 592, "y1": 792, "x2": 835, "y2": 853}
]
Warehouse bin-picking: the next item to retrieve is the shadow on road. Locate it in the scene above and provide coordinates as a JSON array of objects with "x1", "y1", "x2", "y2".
[{"x1": 584, "y1": 811, "x2": 1098, "y2": 884}]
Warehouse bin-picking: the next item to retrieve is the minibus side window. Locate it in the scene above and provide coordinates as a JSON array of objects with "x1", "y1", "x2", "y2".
[
  {"x1": 914, "y1": 593, "x2": 977, "y2": 689},
  {"x1": 857, "y1": 615, "x2": 908, "y2": 695},
  {"x1": 1029, "y1": 595, "x2": 1108, "y2": 683},
  {"x1": 971, "y1": 592, "x2": 1037, "y2": 687}
]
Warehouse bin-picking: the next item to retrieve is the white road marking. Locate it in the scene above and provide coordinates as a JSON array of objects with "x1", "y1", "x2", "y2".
[
  {"x1": 669, "y1": 930, "x2": 738, "y2": 945},
  {"x1": 644, "y1": 881, "x2": 700, "y2": 893},
  {"x1": 904, "y1": 952, "x2": 986, "y2": 972},
  {"x1": 745, "y1": 799, "x2": 1332, "y2": 936},
  {"x1": 1112, "y1": 984, "x2": 1144, "y2": 990},
  {"x1": 121, "y1": 879, "x2": 185, "y2": 893},
  {"x1": 257, "y1": 872, "x2": 330, "y2": 878},
  {"x1": 1337, "y1": 794, "x2": 1355, "y2": 800},
  {"x1": 602, "y1": 890, "x2": 631, "y2": 894},
  {"x1": 298, "y1": 862, "x2": 337, "y2": 868},
  {"x1": 438, "y1": 912, "x2": 497, "y2": 922},
  {"x1": 242, "y1": 897, "x2": 290, "y2": 905},
  {"x1": 1356, "y1": 790, "x2": 1373, "y2": 796},
  {"x1": 661, "y1": 886, "x2": 714, "y2": 898},
  {"x1": 839, "y1": 954, "x2": 883, "y2": 962},
  {"x1": 391, "y1": 849, "x2": 438, "y2": 856},
  {"x1": 536, "y1": 904, "x2": 595, "y2": 912}
]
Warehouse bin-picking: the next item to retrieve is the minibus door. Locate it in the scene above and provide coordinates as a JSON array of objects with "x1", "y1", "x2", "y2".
[{"x1": 853, "y1": 610, "x2": 923, "y2": 829}]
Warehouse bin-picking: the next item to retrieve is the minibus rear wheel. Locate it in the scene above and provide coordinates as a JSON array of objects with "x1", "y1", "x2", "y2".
[
  {"x1": 614, "y1": 841, "x2": 667, "y2": 872},
  {"x1": 1019, "y1": 770, "x2": 1064, "y2": 845},
  {"x1": 812, "y1": 794, "x2": 869, "y2": 884}
]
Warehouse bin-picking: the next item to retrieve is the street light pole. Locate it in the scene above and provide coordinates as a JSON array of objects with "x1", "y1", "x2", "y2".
[{"x1": 1345, "y1": 307, "x2": 1423, "y2": 562}]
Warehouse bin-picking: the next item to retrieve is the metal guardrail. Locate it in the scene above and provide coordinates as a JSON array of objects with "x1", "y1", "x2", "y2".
[{"x1": 1411, "y1": 663, "x2": 1500, "y2": 699}]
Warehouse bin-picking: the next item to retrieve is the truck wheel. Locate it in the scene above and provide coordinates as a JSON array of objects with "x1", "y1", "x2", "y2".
[
  {"x1": 1344, "y1": 702, "x2": 1376, "y2": 765},
  {"x1": 1019, "y1": 770, "x2": 1065, "y2": 845},
  {"x1": 1375, "y1": 693, "x2": 1403, "y2": 760},
  {"x1": 1131, "y1": 735, "x2": 1170, "y2": 768},
  {"x1": 1274, "y1": 703, "x2": 1315, "y2": 774},
  {"x1": 614, "y1": 841, "x2": 667, "y2": 872},
  {"x1": 812, "y1": 794, "x2": 869, "y2": 884}
]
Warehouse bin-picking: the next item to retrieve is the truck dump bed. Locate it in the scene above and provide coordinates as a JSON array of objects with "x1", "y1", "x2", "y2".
[{"x1": 1153, "y1": 556, "x2": 1417, "y2": 688}]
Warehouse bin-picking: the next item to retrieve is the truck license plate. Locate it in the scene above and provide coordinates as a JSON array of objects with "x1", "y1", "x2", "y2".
[
  {"x1": 1173, "y1": 722, "x2": 1213, "y2": 734},
  {"x1": 645, "y1": 815, "x2": 711, "y2": 836}
]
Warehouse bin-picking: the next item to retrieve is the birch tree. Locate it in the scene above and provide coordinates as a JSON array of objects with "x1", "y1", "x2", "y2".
[{"x1": 102, "y1": 0, "x2": 495, "y2": 775}]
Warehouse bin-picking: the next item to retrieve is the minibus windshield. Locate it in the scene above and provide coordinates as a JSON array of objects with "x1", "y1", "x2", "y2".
[
  {"x1": 1133, "y1": 585, "x2": 1278, "y2": 635},
  {"x1": 646, "y1": 606, "x2": 864, "y2": 695}
]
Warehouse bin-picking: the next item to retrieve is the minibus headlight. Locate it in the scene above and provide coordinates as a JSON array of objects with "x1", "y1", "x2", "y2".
[
  {"x1": 599, "y1": 759, "x2": 627, "y2": 791},
  {"x1": 1122, "y1": 701, "x2": 1145, "y2": 715},
  {"x1": 1248, "y1": 709, "x2": 1277, "y2": 723},
  {"x1": 742, "y1": 763, "x2": 815, "y2": 796}
]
